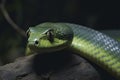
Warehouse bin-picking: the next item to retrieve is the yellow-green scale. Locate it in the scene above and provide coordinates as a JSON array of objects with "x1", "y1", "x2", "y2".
[{"x1": 70, "y1": 36, "x2": 120, "y2": 79}]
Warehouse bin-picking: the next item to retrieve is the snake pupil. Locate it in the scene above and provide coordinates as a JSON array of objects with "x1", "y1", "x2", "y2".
[{"x1": 35, "y1": 40, "x2": 39, "y2": 45}]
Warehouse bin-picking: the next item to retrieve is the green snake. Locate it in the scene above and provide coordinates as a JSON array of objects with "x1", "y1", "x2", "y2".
[{"x1": 26, "y1": 22, "x2": 120, "y2": 79}]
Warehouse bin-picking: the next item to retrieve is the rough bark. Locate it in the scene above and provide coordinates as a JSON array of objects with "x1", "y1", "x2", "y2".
[{"x1": 0, "y1": 53, "x2": 102, "y2": 80}]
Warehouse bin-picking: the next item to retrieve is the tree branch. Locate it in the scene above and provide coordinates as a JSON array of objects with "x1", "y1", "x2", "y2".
[{"x1": 0, "y1": 0, "x2": 26, "y2": 37}]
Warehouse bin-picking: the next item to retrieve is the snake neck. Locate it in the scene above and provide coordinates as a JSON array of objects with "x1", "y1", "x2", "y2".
[{"x1": 65, "y1": 23, "x2": 120, "y2": 79}]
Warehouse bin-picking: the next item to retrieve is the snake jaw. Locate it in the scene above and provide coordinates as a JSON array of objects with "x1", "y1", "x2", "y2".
[{"x1": 28, "y1": 38, "x2": 70, "y2": 53}]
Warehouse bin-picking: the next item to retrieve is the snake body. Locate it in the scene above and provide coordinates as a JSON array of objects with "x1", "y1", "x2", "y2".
[
  {"x1": 27, "y1": 22, "x2": 120, "y2": 79},
  {"x1": 65, "y1": 23, "x2": 120, "y2": 79}
]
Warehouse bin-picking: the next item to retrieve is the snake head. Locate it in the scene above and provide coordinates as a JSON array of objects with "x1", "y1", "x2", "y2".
[{"x1": 26, "y1": 22, "x2": 73, "y2": 53}]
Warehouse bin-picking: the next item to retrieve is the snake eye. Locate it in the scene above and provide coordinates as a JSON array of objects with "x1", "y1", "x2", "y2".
[
  {"x1": 35, "y1": 40, "x2": 39, "y2": 45},
  {"x1": 45, "y1": 29, "x2": 54, "y2": 42},
  {"x1": 26, "y1": 29, "x2": 30, "y2": 37}
]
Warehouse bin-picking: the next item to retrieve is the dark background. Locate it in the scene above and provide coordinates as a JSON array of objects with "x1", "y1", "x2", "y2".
[{"x1": 0, "y1": 0, "x2": 120, "y2": 64}]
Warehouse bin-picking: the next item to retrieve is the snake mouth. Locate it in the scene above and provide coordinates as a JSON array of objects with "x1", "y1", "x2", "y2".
[{"x1": 28, "y1": 41, "x2": 71, "y2": 53}]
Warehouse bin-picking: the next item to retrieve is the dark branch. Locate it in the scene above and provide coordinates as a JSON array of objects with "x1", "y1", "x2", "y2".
[{"x1": 0, "y1": 0, "x2": 26, "y2": 37}]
